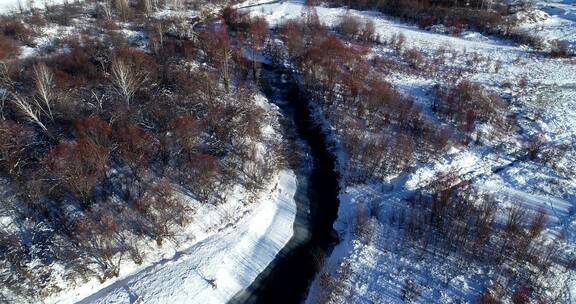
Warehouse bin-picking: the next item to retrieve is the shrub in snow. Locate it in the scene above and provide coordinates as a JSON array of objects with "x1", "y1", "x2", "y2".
[
  {"x1": 0, "y1": 35, "x2": 19, "y2": 60},
  {"x1": 403, "y1": 48, "x2": 426, "y2": 70},
  {"x1": 337, "y1": 13, "x2": 362, "y2": 39},
  {"x1": 0, "y1": 16, "x2": 36, "y2": 45},
  {"x1": 549, "y1": 40, "x2": 573, "y2": 58},
  {"x1": 433, "y1": 81, "x2": 506, "y2": 134},
  {"x1": 46, "y1": 138, "x2": 109, "y2": 209}
]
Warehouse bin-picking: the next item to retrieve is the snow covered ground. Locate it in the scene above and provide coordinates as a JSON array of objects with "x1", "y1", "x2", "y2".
[
  {"x1": 306, "y1": 154, "x2": 576, "y2": 302},
  {"x1": 45, "y1": 170, "x2": 297, "y2": 304},
  {"x1": 0, "y1": 0, "x2": 67, "y2": 14},
  {"x1": 519, "y1": 0, "x2": 576, "y2": 47}
]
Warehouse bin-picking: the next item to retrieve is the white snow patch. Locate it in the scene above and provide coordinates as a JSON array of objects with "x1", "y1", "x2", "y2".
[{"x1": 0, "y1": 0, "x2": 69, "y2": 14}]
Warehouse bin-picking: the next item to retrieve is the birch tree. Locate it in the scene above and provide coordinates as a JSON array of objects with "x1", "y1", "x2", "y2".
[
  {"x1": 11, "y1": 93, "x2": 47, "y2": 131},
  {"x1": 110, "y1": 57, "x2": 147, "y2": 108},
  {"x1": 33, "y1": 63, "x2": 54, "y2": 120}
]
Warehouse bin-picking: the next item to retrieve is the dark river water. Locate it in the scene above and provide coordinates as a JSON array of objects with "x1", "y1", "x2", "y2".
[{"x1": 229, "y1": 63, "x2": 341, "y2": 304}]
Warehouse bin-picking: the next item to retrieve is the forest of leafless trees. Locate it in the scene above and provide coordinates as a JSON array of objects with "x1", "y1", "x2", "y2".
[
  {"x1": 272, "y1": 6, "x2": 508, "y2": 183},
  {"x1": 0, "y1": 0, "x2": 285, "y2": 300}
]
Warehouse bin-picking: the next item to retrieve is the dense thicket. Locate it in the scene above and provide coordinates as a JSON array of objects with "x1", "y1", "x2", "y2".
[
  {"x1": 326, "y1": 0, "x2": 510, "y2": 31},
  {"x1": 276, "y1": 13, "x2": 453, "y2": 182},
  {"x1": 0, "y1": 1, "x2": 280, "y2": 300}
]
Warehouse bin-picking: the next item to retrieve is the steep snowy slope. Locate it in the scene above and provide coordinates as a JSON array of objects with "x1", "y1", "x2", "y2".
[{"x1": 68, "y1": 171, "x2": 298, "y2": 304}]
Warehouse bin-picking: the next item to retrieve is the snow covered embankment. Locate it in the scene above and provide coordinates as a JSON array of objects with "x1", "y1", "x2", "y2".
[{"x1": 61, "y1": 170, "x2": 297, "y2": 304}]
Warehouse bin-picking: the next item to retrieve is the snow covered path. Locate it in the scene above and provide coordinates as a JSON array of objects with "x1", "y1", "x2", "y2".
[
  {"x1": 482, "y1": 180, "x2": 573, "y2": 224},
  {"x1": 75, "y1": 170, "x2": 297, "y2": 304}
]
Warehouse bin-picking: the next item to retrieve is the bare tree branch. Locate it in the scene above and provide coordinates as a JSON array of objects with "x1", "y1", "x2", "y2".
[
  {"x1": 110, "y1": 57, "x2": 147, "y2": 109},
  {"x1": 11, "y1": 93, "x2": 47, "y2": 131},
  {"x1": 33, "y1": 63, "x2": 55, "y2": 121}
]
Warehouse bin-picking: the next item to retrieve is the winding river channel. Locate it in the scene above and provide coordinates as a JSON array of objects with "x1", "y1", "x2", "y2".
[{"x1": 229, "y1": 63, "x2": 341, "y2": 303}]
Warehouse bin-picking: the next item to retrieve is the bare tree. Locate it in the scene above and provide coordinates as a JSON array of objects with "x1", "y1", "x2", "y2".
[
  {"x1": 200, "y1": 26, "x2": 233, "y2": 92},
  {"x1": 141, "y1": 0, "x2": 155, "y2": 15},
  {"x1": 0, "y1": 120, "x2": 35, "y2": 177},
  {"x1": 135, "y1": 181, "x2": 189, "y2": 246},
  {"x1": 338, "y1": 13, "x2": 362, "y2": 39},
  {"x1": 114, "y1": 0, "x2": 130, "y2": 21},
  {"x1": 0, "y1": 87, "x2": 8, "y2": 120},
  {"x1": 148, "y1": 21, "x2": 165, "y2": 54},
  {"x1": 361, "y1": 19, "x2": 377, "y2": 42},
  {"x1": 46, "y1": 138, "x2": 109, "y2": 208},
  {"x1": 528, "y1": 208, "x2": 547, "y2": 240},
  {"x1": 100, "y1": 0, "x2": 113, "y2": 19},
  {"x1": 248, "y1": 16, "x2": 269, "y2": 78},
  {"x1": 0, "y1": 62, "x2": 16, "y2": 89},
  {"x1": 73, "y1": 209, "x2": 124, "y2": 281},
  {"x1": 170, "y1": 0, "x2": 182, "y2": 10},
  {"x1": 11, "y1": 93, "x2": 47, "y2": 131},
  {"x1": 110, "y1": 57, "x2": 147, "y2": 108},
  {"x1": 33, "y1": 62, "x2": 55, "y2": 120}
]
